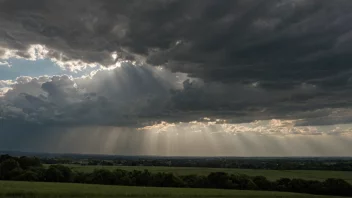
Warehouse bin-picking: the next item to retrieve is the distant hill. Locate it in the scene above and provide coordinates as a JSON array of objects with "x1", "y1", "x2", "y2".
[{"x1": 1, "y1": 150, "x2": 351, "y2": 160}]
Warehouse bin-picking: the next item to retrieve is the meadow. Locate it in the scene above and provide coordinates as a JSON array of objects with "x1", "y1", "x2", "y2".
[
  {"x1": 57, "y1": 164, "x2": 352, "y2": 184},
  {"x1": 0, "y1": 181, "x2": 343, "y2": 198}
]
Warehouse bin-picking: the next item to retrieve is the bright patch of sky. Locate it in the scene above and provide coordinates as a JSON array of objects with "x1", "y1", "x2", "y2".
[{"x1": 0, "y1": 58, "x2": 99, "y2": 80}]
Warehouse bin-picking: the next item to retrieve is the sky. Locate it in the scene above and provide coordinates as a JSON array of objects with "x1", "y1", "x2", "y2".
[{"x1": 0, "y1": 0, "x2": 352, "y2": 156}]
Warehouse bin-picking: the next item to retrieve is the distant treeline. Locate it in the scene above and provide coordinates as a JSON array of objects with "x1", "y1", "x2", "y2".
[
  {"x1": 1, "y1": 155, "x2": 352, "y2": 197},
  {"x1": 42, "y1": 157, "x2": 352, "y2": 171}
]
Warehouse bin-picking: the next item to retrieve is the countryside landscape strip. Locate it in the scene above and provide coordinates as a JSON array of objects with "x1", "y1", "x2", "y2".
[
  {"x1": 0, "y1": 181, "x2": 344, "y2": 198},
  {"x1": 1, "y1": 155, "x2": 352, "y2": 197},
  {"x1": 58, "y1": 164, "x2": 352, "y2": 184}
]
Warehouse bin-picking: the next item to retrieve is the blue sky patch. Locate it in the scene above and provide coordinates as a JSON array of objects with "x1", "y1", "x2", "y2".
[{"x1": 0, "y1": 58, "x2": 99, "y2": 80}]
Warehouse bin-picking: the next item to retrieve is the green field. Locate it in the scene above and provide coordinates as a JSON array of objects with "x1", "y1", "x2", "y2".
[
  {"x1": 0, "y1": 181, "x2": 342, "y2": 198},
  {"x1": 54, "y1": 164, "x2": 352, "y2": 184}
]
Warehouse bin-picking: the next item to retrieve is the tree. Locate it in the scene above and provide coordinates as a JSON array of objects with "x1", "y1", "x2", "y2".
[
  {"x1": 18, "y1": 156, "x2": 41, "y2": 169},
  {"x1": 73, "y1": 171, "x2": 89, "y2": 183},
  {"x1": 130, "y1": 170, "x2": 152, "y2": 186},
  {"x1": 0, "y1": 159, "x2": 22, "y2": 180},
  {"x1": 207, "y1": 172, "x2": 233, "y2": 189},
  {"x1": 323, "y1": 178, "x2": 352, "y2": 196},
  {"x1": 289, "y1": 178, "x2": 309, "y2": 193},
  {"x1": 0, "y1": 155, "x2": 12, "y2": 163},
  {"x1": 14, "y1": 170, "x2": 39, "y2": 181},
  {"x1": 230, "y1": 174, "x2": 257, "y2": 190},
  {"x1": 45, "y1": 166, "x2": 64, "y2": 182},
  {"x1": 305, "y1": 180, "x2": 323, "y2": 195},
  {"x1": 150, "y1": 172, "x2": 184, "y2": 187},
  {"x1": 275, "y1": 178, "x2": 291, "y2": 191},
  {"x1": 113, "y1": 169, "x2": 132, "y2": 185},
  {"x1": 8, "y1": 167, "x2": 24, "y2": 180},
  {"x1": 90, "y1": 169, "x2": 115, "y2": 185},
  {"x1": 252, "y1": 176, "x2": 272, "y2": 190},
  {"x1": 45, "y1": 165, "x2": 73, "y2": 182},
  {"x1": 181, "y1": 174, "x2": 207, "y2": 188},
  {"x1": 29, "y1": 167, "x2": 46, "y2": 181}
]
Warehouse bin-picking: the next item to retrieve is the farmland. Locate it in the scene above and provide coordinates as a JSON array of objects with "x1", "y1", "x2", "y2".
[
  {"x1": 55, "y1": 164, "x2": 352, "y2": 184},
  {"x1": 0, "y1": 181, "x2": 343, "y2": 198},
  {"x1": 1, "y1": 155, "x2": 351, "y2": 197}
]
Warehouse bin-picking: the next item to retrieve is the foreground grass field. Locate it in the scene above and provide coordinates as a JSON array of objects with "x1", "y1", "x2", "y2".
[
  {"x1": 54, "y1": 164, "x2": 352, "y2": 184},
  {"x1": 0, "y1": 181, "x2": 343, "y2": 198}
]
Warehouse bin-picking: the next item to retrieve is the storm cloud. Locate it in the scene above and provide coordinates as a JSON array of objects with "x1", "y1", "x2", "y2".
[
  {"x1": 1, "y1": 0, "x2": 352, "y2": 155},
  {"x1": 1, "y1": 0, "x2": 352, "y2": 115},
  {"x1": 1, "y1": 0, "x2": 352, "y2": 86},
  {"x1": 1, "y1": 62, "x2": 352, "y2": 130}
]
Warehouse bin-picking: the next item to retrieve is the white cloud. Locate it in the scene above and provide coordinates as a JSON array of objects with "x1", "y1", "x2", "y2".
[
  {"x1": 0, "y1": 44, "x2": 117, "y2": 72},
  {"x1": 0, "y1": 79, "x2": 15, "y2": 87},
  {"x1": 139, "y1": 118, "x2": 352, "y2": 137},
  {"x1": 0, "y1": 80, "x2": 15, "y2": 97},
  {"x1": 0, "y1": 87, "x2": 11, "y2": 97},
  {"x1": 0, "y1": 61, "x2": 10, "y2": 67}
]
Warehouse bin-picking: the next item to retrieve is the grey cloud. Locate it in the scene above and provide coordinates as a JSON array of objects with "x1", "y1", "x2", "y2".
[
  {"x1": 295, "y1": 109, "x2": 352, "y2": 126},
  {"x1": 1, "y1": 0, "x2": 352, "y2": 88},
  {"x1": 1, "y1": 62, "x2": 350, "y2": 128},
  {"x1": 2, "y1": 0, "x2": 352, "y2": 155},
  {"x1": 2, "y1": 0, "x2": 352, "y2": 128},
  {"x1": 0, "y1": 63, "x2": 186, "y2": 127}
]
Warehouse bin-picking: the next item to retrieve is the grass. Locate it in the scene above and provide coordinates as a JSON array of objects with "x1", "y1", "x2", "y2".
[
  {"x1": 0, "y1": 181, "x2": 342, "y2": 198},
  {"x1": 52, "y1": 164, "x2": 352, "y2": 184}
]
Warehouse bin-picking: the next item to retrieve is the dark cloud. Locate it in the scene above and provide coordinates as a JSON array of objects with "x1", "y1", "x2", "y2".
[
  {"x1": 0, "y1": 64, "x2": 174, "y2": 127},
  {"x1": 2, "y1": 0, "x2": 352, "y2": 155},
  {"x1": 1, "y1": 62, "x2": 351, "y2": 129},
  {"x1": 1, "y1": 0, "x2": 352, "y2": 129},
  {"x1": 1, "y1": 0, "x2": 352, "y2": 88}
]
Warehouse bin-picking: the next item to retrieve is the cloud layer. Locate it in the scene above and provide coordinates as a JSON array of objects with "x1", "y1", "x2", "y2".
[
  {"x1": 0, "y1": 64, "x2": 185, "y2": 127},
  {"x1": 1, "y1": 62, "x2": 352, "y2": 133},
  {"x1": 1, "y1": 1, "x2": 352, "y2": 120},
  {"x1": 2, "y1": 0, "x2": 352, "y2": 86},
  {"x1": 1, "y1": 0, "x2": 352, "y2": 155}
]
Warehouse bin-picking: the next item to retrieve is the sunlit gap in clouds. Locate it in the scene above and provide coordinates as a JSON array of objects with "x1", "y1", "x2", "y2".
[
  {"x1": 136, "y1": 120, "x2": 352, "y2": 156},
  {"x1": 0, "y1": 44, "x2": 136, "y2": 98},
  {"x1": 43, "y1": 119, "x2": 352, "y2": 157},
  {"x1": 1, "y1": 45, "x2": 352, "y2": 157},
  {"x1": 0, "y1": 44, "x2": 125, "y2": 73}
]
